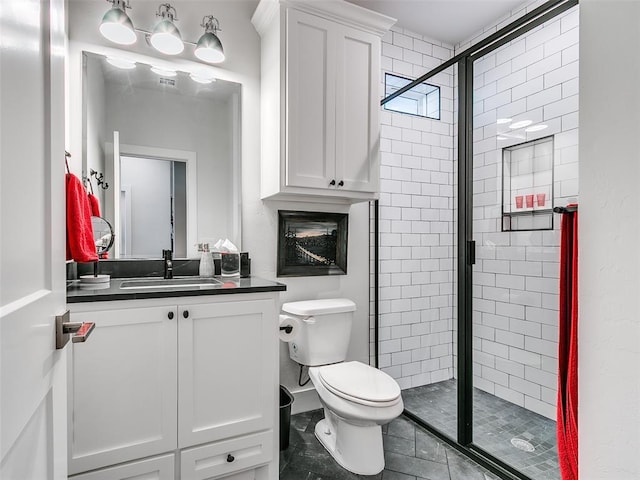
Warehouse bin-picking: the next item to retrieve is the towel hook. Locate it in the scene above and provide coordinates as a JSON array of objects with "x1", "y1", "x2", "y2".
[
  {"x1": 64, "y1": 151, "x2": 71, "y2": 175},
  {"x1": 89, "y1": 169, "x2": 109, "y2": 190}
]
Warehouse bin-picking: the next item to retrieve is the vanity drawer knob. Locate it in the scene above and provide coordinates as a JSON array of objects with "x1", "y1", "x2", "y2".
[
  {"x1": 183, "y1": 310, "x2": 189, "y2": 319},
  {"x1": 226, "y1": 454, "x2": 235, "y2": 463},
  {"x1": 168, "y1": 311, "x2": 174, "y2": 320},
  {"x1": 329, "y1": 179, "x2": 336, "y2": 186},
  {"x1": 338, "y1": 180, "x2": 344, "y2": 187}
]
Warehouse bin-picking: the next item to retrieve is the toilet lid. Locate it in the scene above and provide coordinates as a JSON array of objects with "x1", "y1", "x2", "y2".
[{"x1": 318, "y1": 361, "x2": 401, "y2": 404}]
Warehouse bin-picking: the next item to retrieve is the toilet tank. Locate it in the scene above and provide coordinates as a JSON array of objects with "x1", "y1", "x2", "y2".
[{"x1": 282, "y1": 298, "x2": 356, "y2": 366}]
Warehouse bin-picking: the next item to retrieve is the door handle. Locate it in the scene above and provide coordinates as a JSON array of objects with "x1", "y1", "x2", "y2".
[{"x1": 56, "y1": 310, "x2": 96, "y2": 349}]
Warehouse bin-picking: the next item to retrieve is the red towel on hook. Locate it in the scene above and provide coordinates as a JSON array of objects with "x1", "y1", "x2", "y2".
[
  {"x1": 88, "y1": 193, "x2": 101, "y2": 217},
  {"x1": 66, "y1": 173, "x2": 98, "y2": 263},
  {"x1": 557, "y1": 204, "x2": 578, "y2": 480}
]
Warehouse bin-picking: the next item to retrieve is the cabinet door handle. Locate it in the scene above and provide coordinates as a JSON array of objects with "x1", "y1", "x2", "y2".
[
  {"x1": 168, "y1": 311, "x2": 174, "y2": 320},
  {"x1": 183, "y1": 310, "x2": 189, "y2": 319},
  {"x1": 338, "y1": 180, "x2": 344, "y2": 187},
  {"x1": 329, "y1": 179, "x2": 336, "y2": 186},
  {"x1": 226, "y1": 454, "x2": 235, "y2": 463}
]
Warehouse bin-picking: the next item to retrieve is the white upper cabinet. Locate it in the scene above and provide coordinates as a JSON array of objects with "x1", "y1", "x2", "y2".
[{"x1": 253, "y1": 0, "x2": 395, "y2": 203}]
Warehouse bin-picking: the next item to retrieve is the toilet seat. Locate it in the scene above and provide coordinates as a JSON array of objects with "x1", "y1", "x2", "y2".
[{"x1": 317, "y1": 361, "x2": 401, "y2": 407}]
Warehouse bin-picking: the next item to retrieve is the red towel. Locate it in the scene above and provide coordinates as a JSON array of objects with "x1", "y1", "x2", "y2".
[
  {"x1": 88, "y1": 193, "x2": 101, "y2": 217},
  {"x1": 66, "y1": 174, "x2": 98, "y2": 263},
  {"x1": 557, "y1": 204, "x2": 578, "y2": 480}
]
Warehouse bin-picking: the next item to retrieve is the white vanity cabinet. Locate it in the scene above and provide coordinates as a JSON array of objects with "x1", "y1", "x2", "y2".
[
  {"x1": 252, "y1": 0, "x2": 395, "y2": 203},
  {"x1": 68, "y1": 293, "x2": 279, "y2": 480}
]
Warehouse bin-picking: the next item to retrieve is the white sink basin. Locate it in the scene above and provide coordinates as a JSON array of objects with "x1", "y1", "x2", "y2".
[{"x1": 120, "y1": 278, "x2": 222, "y2": 289}]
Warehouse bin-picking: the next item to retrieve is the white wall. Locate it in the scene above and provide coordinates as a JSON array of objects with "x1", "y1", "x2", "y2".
[
  {"x1": 376, "y1": 27, "x2": 456, "y2": 389},
  {"x1": 579, "y1": 1, "x2": 640, "y2": 478},
  {"x1": 67, "y1": 0, "x2": 372, "y2": 411}
]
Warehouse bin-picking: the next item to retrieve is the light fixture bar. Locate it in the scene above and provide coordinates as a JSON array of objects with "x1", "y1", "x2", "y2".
[{"x1": 99, "y1": 0, "x2": 226, "y2": 63}]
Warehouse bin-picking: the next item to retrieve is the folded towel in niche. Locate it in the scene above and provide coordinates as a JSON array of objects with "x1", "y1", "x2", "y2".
[{"x1": 66, "y1": 174, "x2": 98, "y2": 263}]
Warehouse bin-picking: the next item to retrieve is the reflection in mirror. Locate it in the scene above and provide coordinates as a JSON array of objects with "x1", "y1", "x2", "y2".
[
  {"x1": 119, "y1": 154, "x2": 186, "y2": 258},
  {"x1": 92, "y1": 216, "x2": 114, "y2": 256},
  {"x1": 83, "y1": 51, "x2": 242, "y2": 259}
]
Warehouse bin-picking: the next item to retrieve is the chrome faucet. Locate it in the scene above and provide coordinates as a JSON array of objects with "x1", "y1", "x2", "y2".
[{"x1": 162, "y1": 249, "x2": 173, "y2": 279}]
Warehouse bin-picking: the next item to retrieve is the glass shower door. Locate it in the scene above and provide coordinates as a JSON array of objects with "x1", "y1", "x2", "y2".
[
  {"x1": 378, "y1": 63, "x2": 460, "y2": 442},
  {"x1": 470, "y1": 6, "x2": 579, "y2": 478}
]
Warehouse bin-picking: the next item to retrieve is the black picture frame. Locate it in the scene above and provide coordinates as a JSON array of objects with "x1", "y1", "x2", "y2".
[{"x1": 277, "y1": 210, "x2": 348, "y2": 277}]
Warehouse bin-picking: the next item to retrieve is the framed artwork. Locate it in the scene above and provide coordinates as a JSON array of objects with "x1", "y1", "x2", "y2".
[{"x1": 277, "y1": 210, "x2": 348, "y2": 277}]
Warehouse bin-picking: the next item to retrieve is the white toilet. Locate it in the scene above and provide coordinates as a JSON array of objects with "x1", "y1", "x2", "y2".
[{"x1": 281, "y1": 298, "x2": 403, "y2": 476}]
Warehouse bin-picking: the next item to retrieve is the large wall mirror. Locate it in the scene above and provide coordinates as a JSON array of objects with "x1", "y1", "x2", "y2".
[{"x1": 83, "y1": 51, "x2": 241, "y2": 259}]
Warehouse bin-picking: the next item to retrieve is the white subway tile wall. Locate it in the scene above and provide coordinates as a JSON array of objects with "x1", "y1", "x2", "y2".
[
  {"x1": 470, "y1": 6, "x2": 579, "y2": 420},
  {"x1": 371, "y1": 26, "x2": 456, "y2": 390}
]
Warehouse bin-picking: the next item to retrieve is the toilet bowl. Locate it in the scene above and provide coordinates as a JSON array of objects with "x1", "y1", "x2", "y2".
[
  {"x1": 309, "y1": 362, "x2": 403, "y2": 475},
  {"x1": 281, "y1": 299, "x2": 403, "y2": 475}
]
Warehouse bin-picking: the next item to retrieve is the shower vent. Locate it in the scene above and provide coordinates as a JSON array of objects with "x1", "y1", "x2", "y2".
[{"x1": 159, "y1": 77, "x2": 176, "y2": 86}]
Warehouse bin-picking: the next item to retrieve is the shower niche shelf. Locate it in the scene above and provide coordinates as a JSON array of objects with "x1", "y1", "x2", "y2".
[{"x1": 502, "y1": 136, "x2": 554, "y2": 232}]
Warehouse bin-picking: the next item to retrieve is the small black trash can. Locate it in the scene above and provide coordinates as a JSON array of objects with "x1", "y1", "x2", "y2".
[{"x1": 279, "y1": 385, "x2": 294, "y2": 451}]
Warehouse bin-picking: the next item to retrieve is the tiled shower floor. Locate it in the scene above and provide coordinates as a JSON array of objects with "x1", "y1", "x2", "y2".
[{"x1": 402, "y1": 379, "x2": 559, "y2": 480}]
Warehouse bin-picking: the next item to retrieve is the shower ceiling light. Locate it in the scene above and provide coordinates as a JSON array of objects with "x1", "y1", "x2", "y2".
[
  {"x1": 150, "y1": 66, "x2": 177, "y2": 77},
  {"x1": 99, "y1": 0, "x2": 136, "y2": 45},
  {"x1": 98, "y1": 0, "x2": 226, "y2": 63},
  {"x1": 194, "y1": 16, "x2": 225, "y2": 64},
  {"x1": 509, "y1": 120, "x2": 533, "y2": 129},
  {"x1": 190, "y1": 72, "x2": 216, "y2": 84},
  {"x1": 106, "y1": 56, "x2": 136, "y2": 69},
  {"x1": 525, "y1": 124, "x2": 548, "y2": 132}
]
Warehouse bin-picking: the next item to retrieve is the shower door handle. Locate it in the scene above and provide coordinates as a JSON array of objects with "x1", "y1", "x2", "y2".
[{"x1": 467, "y1": 241, "x2": 476, "y2": 265}]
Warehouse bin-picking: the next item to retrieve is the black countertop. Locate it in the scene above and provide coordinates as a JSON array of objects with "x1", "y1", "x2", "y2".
[{"x1": 67, "y1": 276, "x2": 286, "y2": 303}]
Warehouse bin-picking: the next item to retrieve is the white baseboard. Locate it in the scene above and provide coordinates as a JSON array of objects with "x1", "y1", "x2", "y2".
[{"x1": 290, "y1": 386, "x2": 322, "y2": 415}]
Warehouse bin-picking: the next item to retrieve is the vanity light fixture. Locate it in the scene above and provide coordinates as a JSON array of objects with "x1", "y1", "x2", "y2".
[
  {"x1": 509, "y1": 120, "x2": 533, "y2": 129},
  {"x1": 496, "y1": 118, "x2": 512, "y2": 125},
  {"x1": 106, "y1": 56, "x2": 136, "y2": 69},
  {"x1": 525, "y1": 124, "x2": 549, "y2": 132},
  {"x1": 150, "y1": 4, "x2": 184, "y2": 55},
  {"x1": 99, "y1": 0, "x2": 226, "y2": 63},
  {"x1": 100, "y1": 0, "x2": 136, "y2": 45},
  {"x1": 194, "y1": 16, "x2": 225, "y2": 64}
]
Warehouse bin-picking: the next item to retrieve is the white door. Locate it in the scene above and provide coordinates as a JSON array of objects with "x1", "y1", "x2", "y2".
[
  {"x1": 177, "y1": 299, "x2": 277, "y2": 448},
  {"x1": 334, "y1": 26, "x2": 380, "y2": 193},
  {"x1": 120, "y1": 156, "x2": 173, "y2": 258},
  {"x1": 68, "y1": 305, "x2": 177, "y2": 474},
  {"x1": 285, "y1": 8, "x2": 337, "y2": 189},
  {"x1": 0, "y1": 0, "x2": 68, "y2": 479}
]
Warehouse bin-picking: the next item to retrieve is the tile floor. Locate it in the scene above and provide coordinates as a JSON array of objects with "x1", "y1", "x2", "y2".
[
  {"x1": 280, "y1": 409, "x2": 500, "y2": 480},
  {"x1": 402, "y1": 380, "x2": 559, "y2": 480}
]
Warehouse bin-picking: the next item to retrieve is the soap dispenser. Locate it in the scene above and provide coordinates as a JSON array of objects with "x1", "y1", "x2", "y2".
[{"x1": 199, "y1": 243, "x2": 214, "y2": 277}]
